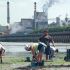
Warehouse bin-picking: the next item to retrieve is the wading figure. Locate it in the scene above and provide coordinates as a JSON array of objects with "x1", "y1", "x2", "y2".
[
  {"x1": 37, "y1": 30, "x2": 55, "y2": 62},
  {"x1": 25, "y1": 44, "x2": 38, "y2": 60},
  {"x1": 0, "y1": 44, "x2": 5, "y2": 63}
]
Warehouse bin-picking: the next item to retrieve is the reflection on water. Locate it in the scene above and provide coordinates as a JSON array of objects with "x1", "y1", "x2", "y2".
[{"x1": 0, "y1": 42, "x2": 70, "y2": 56}]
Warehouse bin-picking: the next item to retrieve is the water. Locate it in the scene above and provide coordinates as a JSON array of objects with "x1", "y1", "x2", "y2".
[
  {"x1": 0, "y1": 42, "x2": 70, "y2": 56},
  {"x1": 0, "y1": 42, "x2": 33, "y2": 58},
  {"x1": 0, "y1": 42, "x2": 33, "y2": 52}
]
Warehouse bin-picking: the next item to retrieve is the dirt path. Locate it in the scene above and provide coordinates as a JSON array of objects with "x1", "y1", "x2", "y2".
[
  {"x1": 14, "y1": 66, "x2": 70, "y2": 70},
  {"x1": 14, "y1": 64, "x2": 70, "y2": 70}
]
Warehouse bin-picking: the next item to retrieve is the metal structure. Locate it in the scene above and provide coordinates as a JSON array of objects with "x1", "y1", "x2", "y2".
[
  {"x1": 7, "y1": 1, "x2": 11, "y2": 34},
  {"x1": 7, "y1": 1, "x2": 10, "y2": 24},
  {"x1": 34, "y1": 2, "x2": 37, "y2": 30}
]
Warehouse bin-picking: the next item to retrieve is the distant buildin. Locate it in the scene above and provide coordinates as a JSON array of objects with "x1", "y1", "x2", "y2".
[
  {"x1": 20, "y1": 2, "x2": 48, "y2": 31},
  {"x1": 20, "y1": 19, "x2": 33, "y2": 32},
  {"x1": 0, "y1": 26, "x2": 8, "y2": 36},
  {"x1": 65, "y1": 17, "x2": 68, "y2": 22},
  {"x1": 6, "y1": 1, "x2": 70, "y2": 34},
  {"x1": 33, "y1": 2, "x2": 48, "y2": 30},
  {"x1": 10, "y1": 2, "x2": 48, "y2": 34},
  {"x1": 34, "y1": 12, "x2": 48, "y2": 30},
  {"x1": 64, "y1": 16, "x2": 69, "y2": 26},
  {"x1": 56, "y1": 17, "x2": 60, "y2": 25}
]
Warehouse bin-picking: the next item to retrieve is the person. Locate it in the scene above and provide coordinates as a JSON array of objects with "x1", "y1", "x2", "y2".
[
  {"x1": 37, "y1": 42, "x2": 46, "y2": 63},
  {"x1": 25, "y1": 43, "x2": 38, "y2": 60},
  {"x1": 37, "y1": 30, "x2": 55, "y2": 61},
  {"x1": 0, "y1": 44, "x2": 5, "y2": 63},
  {"x1": 49, "y1": 46, "x2": 57, "y2": 60}
]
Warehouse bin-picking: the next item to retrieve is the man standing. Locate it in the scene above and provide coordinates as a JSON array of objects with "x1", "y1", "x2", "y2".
[{"x1": 37, "y1": 30, "x2": 55, "y2": 61}]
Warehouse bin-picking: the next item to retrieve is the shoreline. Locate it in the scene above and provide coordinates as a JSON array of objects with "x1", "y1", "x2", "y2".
[{"x1": 15, "y1": 64, "x2": 70, "y2": 70}]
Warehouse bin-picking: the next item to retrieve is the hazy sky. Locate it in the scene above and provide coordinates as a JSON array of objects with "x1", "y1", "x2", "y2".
[{"x1": 0, "y1": 0, "x2": 70, "y2": 25}]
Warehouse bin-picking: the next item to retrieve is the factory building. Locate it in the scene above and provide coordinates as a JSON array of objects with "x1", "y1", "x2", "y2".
[
  {"x1": 34, "y1": 12, "x2": 48, "y2": 30},
  {"x1": 33, "y1": 2, "x2": 48, "y2": 30},
  {"x1": 17, "y1": 2, "x2": 48, "y2": 33},
  {"x1": 20, "y1": 19, "x2": 33, "y2": 32},
  {"x1": 8, "y1": 2, "x2": 48, "y2": 34},
  {"x1": 0, "y1": 26, "x2": 8, "y2": 36}
]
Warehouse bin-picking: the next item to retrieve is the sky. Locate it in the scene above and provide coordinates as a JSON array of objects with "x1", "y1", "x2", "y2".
[{"x1": 0, "y1": 0, "x2": 70, "y2": 26}]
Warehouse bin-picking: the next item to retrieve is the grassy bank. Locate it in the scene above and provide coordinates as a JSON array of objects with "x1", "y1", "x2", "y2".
[
  {"x1": 0, "y1": 53, "x2": 70, "y2": 70},
  {"x1": 0, "y1": 56, "x2": 26, "y2": 70}
]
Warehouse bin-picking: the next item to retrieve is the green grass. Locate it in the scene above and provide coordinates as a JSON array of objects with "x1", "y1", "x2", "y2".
[
  {"x1": 0, "y1": 53, "x2": 70, "y2": 70},
  {"x1": 2, "y1": 56, "x2": 24, "y2": 64},
  {"x1": 0, "y1": 56, "x2": 26, "y2": 70},
  {"x1": 46, "y1": 53, "x2": 70, "y2": 66}
]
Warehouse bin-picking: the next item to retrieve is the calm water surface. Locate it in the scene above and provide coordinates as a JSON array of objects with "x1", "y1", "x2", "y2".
[{"x1": 0, "y1": 42, "x2": 70, "y2": 56}]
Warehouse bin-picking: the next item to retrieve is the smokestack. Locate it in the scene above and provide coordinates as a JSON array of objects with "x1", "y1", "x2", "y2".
[
  {"x1": 34, "y1": 2, "x2": 36, "y2": 12},
  {"x1": 33, "y1": 2, "x2": 37, "y2": 30},
  {"x1": 7, "y1": 1, "x2": 10, "y2": 24},
  {"x1": 7, "y1": 1, "x2": 11, "y2": 34}
]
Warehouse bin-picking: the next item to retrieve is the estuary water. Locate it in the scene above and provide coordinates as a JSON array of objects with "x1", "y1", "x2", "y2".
[{"x1": 0, "y1": 42, "x2": 70, "y2": 56}]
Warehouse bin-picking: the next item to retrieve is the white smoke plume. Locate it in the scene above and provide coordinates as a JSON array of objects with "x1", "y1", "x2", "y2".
[
  {"x1": 43, "y1": 0, "x2": 59, "y2": 12},
  {"x1": 10, "y1": 22, "x2": 25, "y2": 34},
  {"x1": 47, "y1": 0, "x2": 58, "y2": 7},
  {"x1": 9, "y1": 21, "x2": 32, "y2": 34}
]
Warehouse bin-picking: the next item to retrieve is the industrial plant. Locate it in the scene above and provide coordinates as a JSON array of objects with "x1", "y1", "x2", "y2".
[
  {"x1": 0, "y1": 1, "x2": 70, "y2": 35},
  {"x1": 10, "y1": 2, "x2": 48, "y2": 34},
  {"x1": 0, "y1": 1, "x2": 70, "y2": 43}
]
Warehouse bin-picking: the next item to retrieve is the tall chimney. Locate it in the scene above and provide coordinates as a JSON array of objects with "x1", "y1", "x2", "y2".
[
  {"x1": 7, "y1": 1, "x2": 10, "y2": 24},
  {"x1": 7, "y1": 1, "x2": 10, "y2": 34},
  {"x1": 34, "y1": 2, "x2": 37, "y2": 30},
  {"x1": 34, "y1": 2, "x2": 36, "y2": 12}
]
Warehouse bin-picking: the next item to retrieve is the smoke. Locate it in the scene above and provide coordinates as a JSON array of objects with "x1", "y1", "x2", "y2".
[
  {"x1": 47, "y1": 0, "x2": 58, "y2": 8},
  {"x1": 10, "y1": 22, "x2": 25, "y2": 34},
  {"x1": 43, "y1": 0, "x2": 59, "y2": 12},
  {"x1": 10, "y1": 21, "x2": 32, "y2": 34}
]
